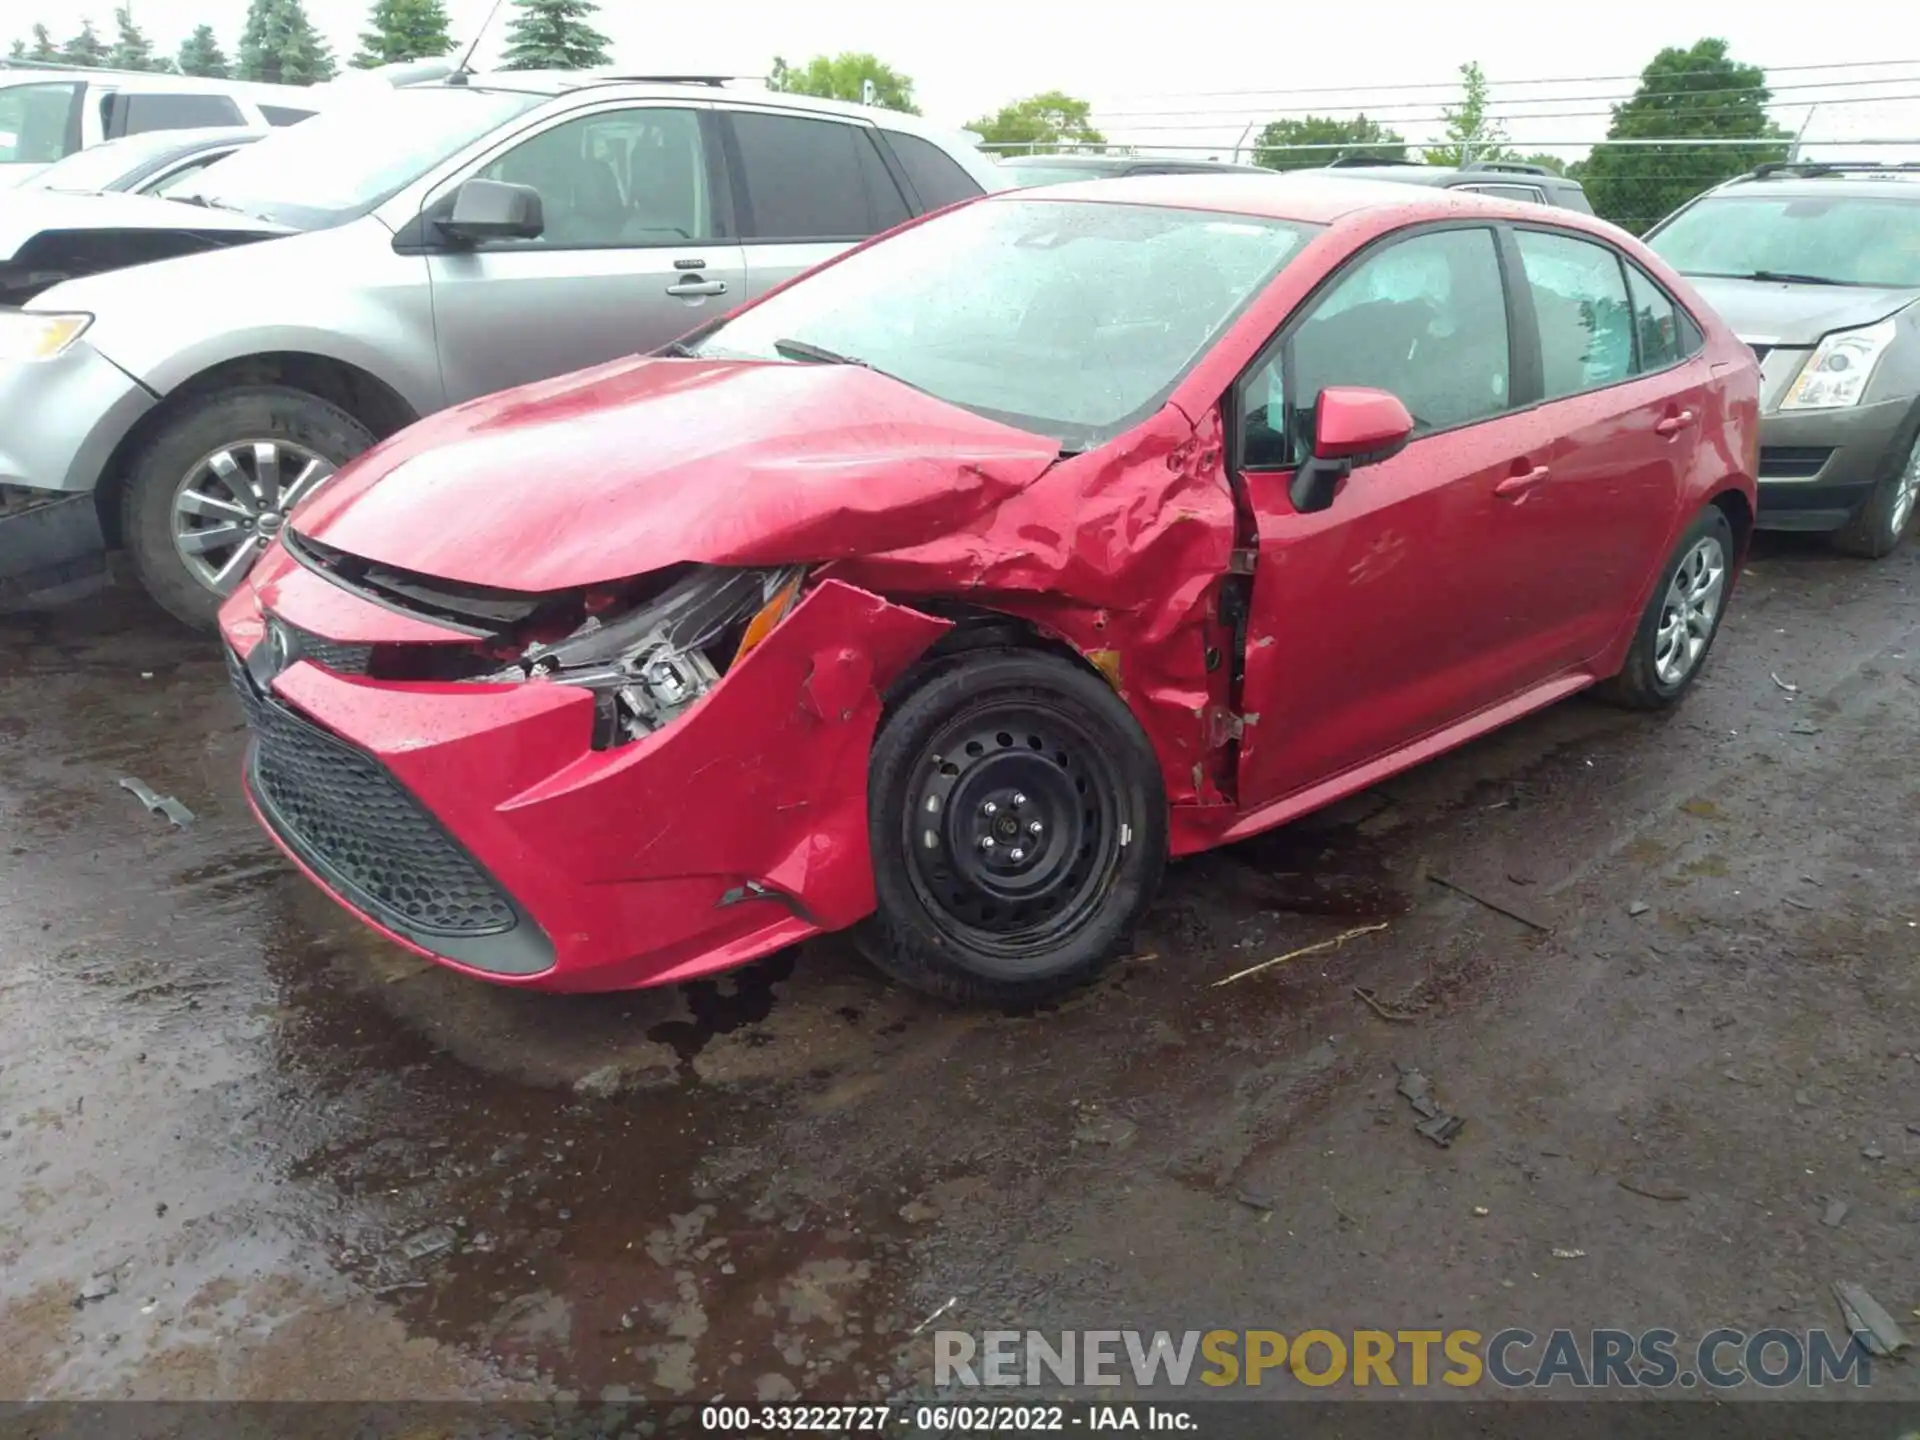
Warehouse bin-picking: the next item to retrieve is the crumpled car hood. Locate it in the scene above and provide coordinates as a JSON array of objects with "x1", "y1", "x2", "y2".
[
  {"x1": 1686, "y1": 275, "x2": 1920, "y2": 345},
  {"x1": 290, "y1": 356, "x2": 1064, "y2": 591}
]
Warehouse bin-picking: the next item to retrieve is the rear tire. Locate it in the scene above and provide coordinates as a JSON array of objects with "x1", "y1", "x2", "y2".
[
  {"x1": 855, "y1": 648, "x2": 1167, "y2": 1006},
  {"x1": 1828, "y1": 423, "x2": 1920, "y2": 560},
  {"x1": 1597, "y1": 504, "x2": 1735, "y2": 711},
  {"x1": 123, "y1": 385, "x2": 376, "y2": 632}
]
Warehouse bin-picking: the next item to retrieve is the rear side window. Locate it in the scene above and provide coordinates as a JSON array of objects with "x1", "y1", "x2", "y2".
[
  {"x1": 108, "y1": 92, "x2": 244, "y2": 137},
  {"x1": 883, "y1": 131, "x2": 983, "y2": 210},
  {"x1": 1625, "y1": 263, "x2": 1701, "y2": 368},
  {"x1": 0, "y1": 82, "x2": 83, "y2": 164},
  {"x1": 261, "y1": 105, "x2": 315, "y2": 127},
  {"x1": 1460, "y1": 182, "x2": 1545, "y2": 203},
  {"x1": 1515, "y1": 229, "x2": 1635, "y2": 398},
  {"x1": 729, "y1": 112, "x2": 909, "y2": 241}
]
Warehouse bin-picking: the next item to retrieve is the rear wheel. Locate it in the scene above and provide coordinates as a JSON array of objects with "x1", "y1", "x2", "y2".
[
  {"x1": 1597, "y1": 504, "x2": 1734, "y2": 710},
  {"x1": 856, "y1": 649, "x2": 1167, "y2": 1006},
  {"x1": 1828, "y1": 425, "x2": 1920, "y2": 559}
]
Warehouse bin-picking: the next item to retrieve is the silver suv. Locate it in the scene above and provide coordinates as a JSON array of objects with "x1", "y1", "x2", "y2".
[{"x1": 0, "y1": 72, "x2": 998, "y2": 627}]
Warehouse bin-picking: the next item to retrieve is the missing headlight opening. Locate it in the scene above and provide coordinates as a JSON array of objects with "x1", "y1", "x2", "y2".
[{"x1": 499, "y1": 565, "x2": 809, "y2": 747}]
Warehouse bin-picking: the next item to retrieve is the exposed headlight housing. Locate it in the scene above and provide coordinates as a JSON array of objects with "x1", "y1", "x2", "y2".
[
  {"x1": 1780, "y1": 317, "x2": 1898, "y2": 411},
  {"x1": 0, "y1": 311, "x2": 92, "y2": 363},
  {"x1": 493, "y1": 564, "x2": 806, "y2": 746}
]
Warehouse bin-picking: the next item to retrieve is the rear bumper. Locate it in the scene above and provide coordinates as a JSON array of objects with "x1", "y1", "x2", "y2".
[
  {"x1": 218, "y1": 560, "x2": 948, "y2": 993},
  {"x1": 1755, "y1": 396, "x2": 1914, "y2": 530}
]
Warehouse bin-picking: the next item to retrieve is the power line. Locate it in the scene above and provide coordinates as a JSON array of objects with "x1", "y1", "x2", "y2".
[
  {"x1": 1100, "y1": 56, "x2": 1920, "y2": 105},
  {"x1": 1097, "y1": 95, "x2": 1920, "y2": 135},
  {"x1": 1091, "y1": 73, "x2": 1920, "y2": 122}
]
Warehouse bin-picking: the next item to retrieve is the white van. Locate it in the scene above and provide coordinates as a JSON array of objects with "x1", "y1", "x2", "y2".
[{"x1": 0, "y1": 64, "x2": 337, "y2": 188}]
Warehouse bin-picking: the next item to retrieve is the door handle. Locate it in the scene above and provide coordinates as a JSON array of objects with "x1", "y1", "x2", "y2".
[
  {"x1": 1654, "y1": 409, "x2": 1696, "y2": 437},
  {"x1": 666, "y1": 277, "x2": 727, "y2": 297},
  {"x1": 1494, "y1": 464, "x2": 1551, "y2": 498}
]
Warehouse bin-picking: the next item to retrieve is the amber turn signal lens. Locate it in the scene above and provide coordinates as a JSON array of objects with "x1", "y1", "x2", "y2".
[{"x1": 732, "y1": 575, "x2": 804, "y2": 666}]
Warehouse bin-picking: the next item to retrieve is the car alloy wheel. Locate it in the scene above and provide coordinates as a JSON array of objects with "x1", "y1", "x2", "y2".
[
  {"x1": 903, "y1": 702, "x2": 1125, "y2": 960},
  {"x1": 1652, "y1": 533, "x2": 1727, "y2": 688},
  {"x1": 1888, "y1": 433, "x2": 1920, "y2": 541},
  {"x1": 172, "y1": 439, "x2": 336, "y2": 595}
]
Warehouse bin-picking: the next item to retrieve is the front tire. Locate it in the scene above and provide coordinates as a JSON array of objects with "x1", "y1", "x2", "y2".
[
  {"x1": 1828, "y1": 424, "x2": 1920, "y2": 560},
  {"x1": 855, "y1": 649, "x2": 1168, "y2": 1006},
  {"x1": 123, "y1": 385, "x2": 376, "y2": 631},
  {"x1": 1597, "y1": 503, "x2": 1735, "y2": 710}
]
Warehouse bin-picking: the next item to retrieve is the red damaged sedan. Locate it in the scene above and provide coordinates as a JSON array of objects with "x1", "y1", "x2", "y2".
[{"x1": 219, "y1": 174, "x2": 1758, "y2": 1005}]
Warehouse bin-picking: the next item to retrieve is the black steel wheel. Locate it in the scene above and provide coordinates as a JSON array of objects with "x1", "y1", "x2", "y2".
[{"x1": 858, "y1": 647, "x2": 1166, "y2": 1005}]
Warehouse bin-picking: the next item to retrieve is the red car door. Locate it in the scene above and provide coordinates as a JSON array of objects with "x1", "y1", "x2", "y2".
[
  {"x1": 1490, "y1": 228, "x2": 1711, "y2": 673},
  {"x1": 1230, "y1": 225, "x2": 1561, "y2": 811}
]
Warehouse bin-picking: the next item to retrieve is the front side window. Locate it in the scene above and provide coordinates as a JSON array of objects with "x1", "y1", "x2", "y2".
[
  {"x1": 1516, "y1": 229, "x2": 1634, "y2": 399},
  {"x1": 110, "y1": 92, "x2": 243, "y2": 136},
  {"x1": 173, "y1": 86, "x2": 546, "y2": 231},
  {"x1": 478, "y1": 106, "x2": 712, "y2": 248},
  {"x1": 729, "y1": 112, "x2": 908, "y2": 241},
  {"x1": 694, "y1": 197, "x2": 1315, "y2": 448},
  {"x1": 1649, "y1": 194, "x2": 1920, "y2": 288},
  {"x1": 0, "y1": 82, "x2": 81, "y2": 165},
  {"x1": 1245, "y1": 226, "x2": 1511, "y2": 467}
]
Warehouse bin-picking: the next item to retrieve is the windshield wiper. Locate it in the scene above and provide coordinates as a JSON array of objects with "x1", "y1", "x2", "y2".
[
  {"x1": 653, "y1": 339, "x2": 698, "y2": 358},
  {"x1": 1695, "y1": 269, "x2": 1847, "y2": 286},
  {"x1": 773, "y1": 337, "x2": 870, "y2": 367}
]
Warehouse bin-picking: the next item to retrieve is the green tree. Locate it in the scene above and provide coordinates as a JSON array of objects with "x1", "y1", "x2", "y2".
[
  {"x1": 107, "y1": 5, "x2": 157, "y2": 70},
  {"x1": 353, "y1": 0, "x2": 455, "y2": 67},
  {"x1": 499, "y1": 0, "x2": 611, "y2": 70},
  {"x1": 1579, "y1": 39, "x2": 1789, "y2": 233},
  {"x1": 970, "y1": 90, "x2": 1104, "y2": 155},
  {"x1": 176, "y1": 24, "x2": 231, "y2": 77},
  {"x1": 238, "y1": 0, "x2": 336, "y2": 83},
  {"x1": 766, "y1": 52, "x2": 919, "y2": 114},
  {"x1": 6, "y1": 38, "x2": 23, "y2": 59},
  {"x1": 1253, "y1": 114, "x2": 1406, "y2": 171},
  {"x1": 1424, "y1": 61, "x2": 1511, "y2": 166},
  {"x1": 60, "y1": 20, "x2": 111, "y2": 66},
  {"x1": 23, "y1": 23, "x2": 58, "y2": 61}
]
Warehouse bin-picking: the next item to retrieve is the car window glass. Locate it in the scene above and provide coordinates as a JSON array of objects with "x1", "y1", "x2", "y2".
[
  {"x1": 478, "y1": 107, "x2": 711, "y2": 248},
  {"x1": 0, "y1": 82, "x2": 81, "y2": 164},
  {"x1": 731, "y1": 112, "x2": 904, "y2": 240},
  {"x1": 883, "y1": 130, "x2": 981, "y2": 210},
  {"x1": 114, "y1": 92, "x2": 244, "y2": 136},
  {"x1": 260, "y1": 105, "x2": 314, "y2": 126},
  {"x1": 1625, "y1": 262, "x2": 1697, "y2": 370},
  {"x1": 1459, "y1": 183, "x2": 1544, "y2": 203},
  {"x1": 148, "y1": 154, "x2": 223, "y2": 194},
  {"x1": 1516, "y1": 229, "x2": 1634, "y2": 398},
  {"x1": 1260, "y1": 226, "x2": 1510, "y2": 462}
]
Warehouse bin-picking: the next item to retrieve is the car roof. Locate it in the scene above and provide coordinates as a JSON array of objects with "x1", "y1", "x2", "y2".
[
  {"x1": 1703, "y1": 171, "x2": 1920, "y2": 202},
  {"x1": 0, "y1": 64, "x2": 315, "y2": 101},
  {"x1": 1000, "y1": 153, "x2": 1268, "y2": 173},
  {"x1": 1311, "y1": 162, "x2": 1580, "y2": 189},
  {"x1": 985, "y1": 170, "x2": 1605, "y2": 228}
]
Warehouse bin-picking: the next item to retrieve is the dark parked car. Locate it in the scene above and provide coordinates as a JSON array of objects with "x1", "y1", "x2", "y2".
[
  {"x1": 220, "y1": 174, "x2": 1757, "y2": 1006},
  {"x1": 1311, "y1": 157, "x2": 1594, "y2": 212},
  {"x1": 997, "y1": 152, "x2": 1274, "y2": 188}
]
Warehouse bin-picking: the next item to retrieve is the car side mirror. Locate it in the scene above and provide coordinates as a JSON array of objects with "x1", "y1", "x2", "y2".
[
  {"x1": 436, "y1": 178, "x2": 544, "y2": 245},
  {"x1": 1289, "y1": 385, "x2": 1414, "y2": 514}
]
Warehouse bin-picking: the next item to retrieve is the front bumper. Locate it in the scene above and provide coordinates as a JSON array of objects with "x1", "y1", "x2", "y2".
[
  {"x1": 218, "y1": 552, "x2": 948, "y2": 993},
  {"x1": 1755, "y1": 395, "x2": 1915, "y2": 530}
]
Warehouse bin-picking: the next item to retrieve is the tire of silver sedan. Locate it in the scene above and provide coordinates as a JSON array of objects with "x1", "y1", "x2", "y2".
[
  {"x1": 1597, "y1": 503, "x2": 1736, "y2": 711},
  {"x1": 122, "y1": 385, "x2": 377, "y2": 631},
  {"x1": 1828, "y1": 421, "x2": 1920, "y2": 561},
  {"x1": 858, "y1": 648, "x2": 1168, "y2": 1006}
]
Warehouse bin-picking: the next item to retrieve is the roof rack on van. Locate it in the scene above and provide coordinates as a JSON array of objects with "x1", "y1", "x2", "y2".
[
  {"x1": 1461, "y1": 159, "x2": 1552, "y2": 176},
  {"x1": 1747, "y1": 159, "x2": 1920, "y2": 180}
]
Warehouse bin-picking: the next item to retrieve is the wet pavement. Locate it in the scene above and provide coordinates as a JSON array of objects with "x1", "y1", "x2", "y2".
[{"x1": 3, "y1": 536, "x2": 1919, "y2": 1404}]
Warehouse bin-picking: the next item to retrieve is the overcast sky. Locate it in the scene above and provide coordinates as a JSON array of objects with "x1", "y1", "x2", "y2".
[{"x1": 24, "y1": 0, "x2": 1920, "y2": 157}]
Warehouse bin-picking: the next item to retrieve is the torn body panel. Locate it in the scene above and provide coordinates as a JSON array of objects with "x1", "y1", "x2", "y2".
[
  {"x1": 0, "y1": 489, "x2": 109, "y2": 611},
  {"x1": 224, "y1": 575, "x2": 948, "y2": 992}
]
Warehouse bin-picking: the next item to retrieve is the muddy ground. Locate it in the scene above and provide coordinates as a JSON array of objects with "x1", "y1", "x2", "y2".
[{"x1": 2, "y1": 536, "x2": 1917, "y2": 1410}]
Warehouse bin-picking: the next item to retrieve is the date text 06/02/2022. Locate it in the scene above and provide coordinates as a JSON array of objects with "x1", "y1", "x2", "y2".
[{"x1": 699, "y1": 1403, "x2": 1194, "y2": 1431}]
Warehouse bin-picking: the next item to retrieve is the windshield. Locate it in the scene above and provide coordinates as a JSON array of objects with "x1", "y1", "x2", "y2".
[
  {"x1": 172, "y1": 86, "x2": 547, "y2": 230},
  {"x1": 1650, "y1": 193, "x2": 1920, "y2": 288},
  {"x1": 27, "y1": 134, "x2": 180, "y2": 193},
  {"x1": 693, "y1": 197, "x2": 1316, "y2": 447}
]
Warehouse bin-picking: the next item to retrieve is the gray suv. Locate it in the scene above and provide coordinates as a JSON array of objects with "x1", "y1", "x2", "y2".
[
  {"x1": 0, "y1": 72, "x2": 998, "y2": 627},
  {"x1": 1646, "y1": 162, "x2": 1920, "y2": 557}
]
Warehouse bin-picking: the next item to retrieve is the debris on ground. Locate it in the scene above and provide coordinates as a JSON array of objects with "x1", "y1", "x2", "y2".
[
  {"x1": 1472, "y1": 1205, "x2": 1490, "y2": 1217},
  {"x1": 1785, "y1": 897, "x2": 1816, "y2": 911},
  {"x1": 74, "y1": 1273, "x2": 118, "y2": 1306},
  {"x1": 1072, "y1": 1112, "x2": 1138, "y2": 1149},
  {"x1": 400, "y1": 1224, "x2": 457, "y2": 1261},
  {"x1": 1790, "y1": 720, "x2": 1823, "y2": 735},
  {"x1": 1353, "y1": 986, "x2": 1424, "y2": 1023},
  {"x1": 1833, "y1": 1282, "x2": 1912, "y2": 1357},
  {"x1": 1627, "y1": 900, "x2": 1651, "y2": 917},
  {"x1": 1552, "y1": 1248, "x2": 1588, "y2": 1259},
  {"x1": 1428, "y1": 873, "x2": 1553, "y2": 933},
  {"x1": 1822, "y1": 1200, "x2": 1850, "y2": 1229},
  {"x1": 117, "y1": 777, "x2": 193, "y2": 827},
  {"x1": 1770, "y1": 672, "x2": 1799, "y2": 694},
  {"x1": 1862, "y1": 1142, "x2": 1885, "y2": 1160},
  {"x1": 1395, "y1": 1064, "x2": 1466, "y2": 1147},
  {"x1": 1618, "y1": 1177, "x2": 1690, "y2": 1202},
  {"x1": 910, "y1": 1297, "x2": 958, "y2": 1336},
  {"x1": 1234, "y1": 1190, "x2": 1275, "y2": 1212},
  {"x1": 898, "y1": 1198, "x2": 941, "y2": 1224},
  {"x1": 1213, "y1": 922, "x2": 1388, "y2": 987}
]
